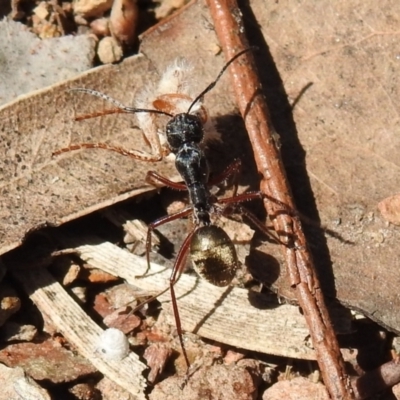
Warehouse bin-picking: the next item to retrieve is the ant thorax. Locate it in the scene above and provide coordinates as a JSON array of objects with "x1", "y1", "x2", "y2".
[{"x1": 134, "y1": 58, "x2": 220, "y2": 160}]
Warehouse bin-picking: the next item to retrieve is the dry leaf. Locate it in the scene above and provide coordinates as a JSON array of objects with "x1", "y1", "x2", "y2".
[{"x1": 0, "y1": 55, "x2": 178, "y2": 255}]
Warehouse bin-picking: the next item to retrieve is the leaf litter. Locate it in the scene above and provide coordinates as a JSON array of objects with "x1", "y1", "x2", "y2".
[{"x1": 0, "y1": 0, "x2": 400, "y2": 398}]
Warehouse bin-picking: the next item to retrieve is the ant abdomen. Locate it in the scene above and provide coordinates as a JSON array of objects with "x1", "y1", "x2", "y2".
[{"x1": 190, "y1": 225, "x2": 238, "y2": 287}]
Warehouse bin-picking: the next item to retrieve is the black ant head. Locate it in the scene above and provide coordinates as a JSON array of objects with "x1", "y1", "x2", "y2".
[{"x1": 166, "y1": 113, "x2": 204, "y2": 152}]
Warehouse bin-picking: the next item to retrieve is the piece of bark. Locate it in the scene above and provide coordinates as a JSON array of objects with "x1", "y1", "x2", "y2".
[
  {"x1": 0, "y1": 337, "x2": 96, "y2": 383},
  {"x1": 144, "y1": 343, "x2": 173, "y2": 383}
]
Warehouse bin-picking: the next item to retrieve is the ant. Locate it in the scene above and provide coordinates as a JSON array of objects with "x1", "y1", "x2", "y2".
[
  {"x1": 55, "y1": 48, "x2": 284, "y2": 379},
  {"x1": 124, "y1": 49, "x2": 284, "y2": 379}
]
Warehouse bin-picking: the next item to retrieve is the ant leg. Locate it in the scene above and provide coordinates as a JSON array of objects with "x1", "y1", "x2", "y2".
[
  {"x1": 137, "y1": 207, "x2": 193, "y2": 278},
  {"x1": 131, "y1": 227, "x2": 197, "y2": 380},
  {"x1": 217, "y1": 190, "x2": 263, "y2": 205},
  {"x1": 146, "y1": 171, "x2": 188, "y2": 191},
  {"x1": 168, "y1": 227, "x2": 198, "y2": 375},
  {"x1": 235, "y1": 205, "x2": 287, "y2": 245},
  {"x1": 216, "y1": 191, "x2": 290, "y2": 244},
  {"x1": 53, "y1": 143, "x2": 163, "y2": 162},
  {"x1": 208, "y1": 158, "x2": 242, "y2": 196}
]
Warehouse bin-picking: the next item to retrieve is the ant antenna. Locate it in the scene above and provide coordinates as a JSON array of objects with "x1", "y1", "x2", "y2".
[
  {"x1": 68, "y1": 88, "x2": 174, "y2": 118},
  {"x1": 187, "y1": 47, "x2": 256, "y2": 114}
]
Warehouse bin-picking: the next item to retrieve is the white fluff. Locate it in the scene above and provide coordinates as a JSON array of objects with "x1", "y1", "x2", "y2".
[{"x1": 134, "y1": 58, "x2": 221, "y2": 157}]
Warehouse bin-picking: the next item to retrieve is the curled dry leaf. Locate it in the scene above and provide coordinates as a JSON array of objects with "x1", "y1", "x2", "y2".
[{"x1": 109, "y1": 0, "x2": 138, "y2": 46}]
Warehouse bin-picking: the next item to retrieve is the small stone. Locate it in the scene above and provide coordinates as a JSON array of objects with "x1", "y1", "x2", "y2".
[
  {"x1": 68, "y1": 382, "x2": 100, "y2": 400},
  {"x1": 97, "y1": 376, "x2": 137, "y2": 400},
  {"x1": 106, "y1": 283, "x2": 138, "y2": 309},
  {"x1": 33, "y1": 1, "x2": 50, "y2": 20},
  {"x1": 224, "y1": 349, "x2": 246, "y2": 365},
  {"x1": 378, "y1": 193, "x2": 400, "y2": 225},
  {"x1": 90, "y1": 17, "x2": 110, "y2": 37},
  {"x1": 0, "y1": 364, "x2": 51, "y2": 400},
  {"x1": 83, "y1": 267, "x2": 119, "y2": 283},
  {"x1": 97, "y1": 36, "x2": 123, "y2": 64},
  {"x1": 74, "y1": 0, "x2": 113, "y2": 18},
  {"x1": 70, "y1": 286, "x2": 87, "y2": 303},
  {"x1": 0, "y1": 338, "x2": 96, "y2": 382},
  {"x1": 109, "y1": 0, "x2": 138, "y2": 46},
  {"x1": 103, "y1": 306, "x2": 141, "y2": 334},
  {"x1": 262, "y1": 377, "x2": 329, "y2": 400}
]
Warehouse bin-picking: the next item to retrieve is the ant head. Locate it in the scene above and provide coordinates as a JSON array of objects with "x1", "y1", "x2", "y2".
[{"x1": 166, "y1": 113, "x2": 204, "y2": 152}]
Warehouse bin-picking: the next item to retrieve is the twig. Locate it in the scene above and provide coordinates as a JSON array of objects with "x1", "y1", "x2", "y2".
[{"x1": 205, "y1": 0, "x2": 354, "y2": 398}]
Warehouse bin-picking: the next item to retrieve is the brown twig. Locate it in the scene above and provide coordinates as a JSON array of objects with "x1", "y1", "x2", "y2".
[{"x1": 205, "y1": 0, "x2": 354, "y2": 398}]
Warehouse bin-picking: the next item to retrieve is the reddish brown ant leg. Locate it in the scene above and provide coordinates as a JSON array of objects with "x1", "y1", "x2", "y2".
[
  {"x1": 208, "y1": 158, "x2": 242, "y2": 196},
  {"x1": 136, "y1": 207, "x2": 192, "y2": 278},
  {"x1": 217, "y1": 191, "x2": 290, "y2": 245},
  {"x1": 167, "y1": 227, "x2": 198, "y2": 375},
  {"x1": 146, "y1": 171, "x2": 188, "y2": 190},
  {"x1": 53, "y1": 143, "x2": 163, "y2": 162}
]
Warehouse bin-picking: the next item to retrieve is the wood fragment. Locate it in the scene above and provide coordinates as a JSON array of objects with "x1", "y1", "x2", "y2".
[
  {"x1": 205, "y1": 0, "x2": 353, "y2": 398},
  {"x1": 11, "y1": 267, "x2": 147, "y2": 399}
]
